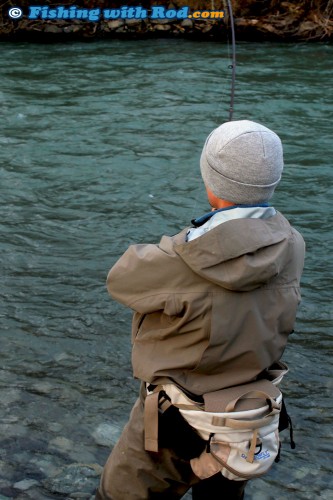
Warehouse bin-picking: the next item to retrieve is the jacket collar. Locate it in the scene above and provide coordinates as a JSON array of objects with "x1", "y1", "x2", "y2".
[{"x1": 191, "y1": 204, "x2": 269, "y2": 228}]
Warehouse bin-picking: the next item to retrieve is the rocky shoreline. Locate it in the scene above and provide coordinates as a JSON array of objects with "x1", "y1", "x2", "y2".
[
  {"x1": 0, "y1": 17, "x2": 227, "y2": 43},
  {"x1": 1, "y1": 4, "x2": 332, "y2": 43}
]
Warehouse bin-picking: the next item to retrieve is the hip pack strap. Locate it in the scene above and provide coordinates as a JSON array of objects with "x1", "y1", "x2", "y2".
[
  {"x1": 144, "y1": 387, "x2": 172, "y2": 452},
  {"x1": 211, "y1": 407, "x2": 280, "y2": 429},
  {"x1": 204, "y1": 379, "x2": 282, "y2": 413},
  {"x1": 144, "y1": 391, "x2": 160, "y2": 452},
  {"x1": 225, "y1": 390, "x2": 281, "y2": 413}
]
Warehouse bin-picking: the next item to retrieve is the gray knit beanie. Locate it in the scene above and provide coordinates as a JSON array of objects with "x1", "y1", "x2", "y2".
[{"x1": 200, "y1": 120, "x2": 284, "y2": 204}]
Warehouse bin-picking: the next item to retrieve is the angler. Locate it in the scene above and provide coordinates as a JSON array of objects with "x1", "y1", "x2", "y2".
[{"x1": 96, "y1": 121, "x2": 305, "y2": 499}]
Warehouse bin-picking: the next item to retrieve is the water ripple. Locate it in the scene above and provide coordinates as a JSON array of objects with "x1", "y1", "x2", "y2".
[{"x1": 0, "y1": 40, "x2": 332, "y2": 499}]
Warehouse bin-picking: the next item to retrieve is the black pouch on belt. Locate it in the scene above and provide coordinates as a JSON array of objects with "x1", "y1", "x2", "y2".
[{"x1": 157, "y1": 391, "x2": 206, "y2": 460}]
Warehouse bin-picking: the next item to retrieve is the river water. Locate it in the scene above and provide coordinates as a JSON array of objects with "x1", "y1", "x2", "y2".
[{"x1": 0, "y1": 39, "x2": 332, "y2": 499}]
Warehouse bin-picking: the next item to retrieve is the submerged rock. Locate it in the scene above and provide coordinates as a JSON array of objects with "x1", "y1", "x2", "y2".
[
  {"x1": 13, "y1": 479, "x2": 39, "y2": 491},
  {"x1": 92, "y1": 422, "x2": 122, "y2": 447},
  {"x1": 49, "y1": 436, "x2": 74, "y2": 453},
  {"x1": 43, "y1": 463, "x2": 102, "y2": 496}
]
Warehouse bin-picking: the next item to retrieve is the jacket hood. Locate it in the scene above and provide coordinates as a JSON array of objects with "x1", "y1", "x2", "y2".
[{"x1": 174, "y1": 212, "x2": 293, "y2": 292}]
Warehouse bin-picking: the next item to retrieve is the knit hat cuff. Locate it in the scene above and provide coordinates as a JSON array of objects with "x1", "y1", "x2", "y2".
[{"x1": 200, "y1": 147, "x2": 281, "y2": 204}]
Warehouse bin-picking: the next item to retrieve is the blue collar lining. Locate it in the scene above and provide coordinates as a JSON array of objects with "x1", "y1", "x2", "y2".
[{"x1": 191, "y1": 204, "x2": 270, "y2": 228}]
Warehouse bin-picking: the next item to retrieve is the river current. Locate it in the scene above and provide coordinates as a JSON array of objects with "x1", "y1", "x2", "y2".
[{"x1": 0, "y1": 40, "x2": 332, "y2": 499}]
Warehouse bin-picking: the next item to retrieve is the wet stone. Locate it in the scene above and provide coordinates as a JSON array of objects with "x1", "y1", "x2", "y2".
[
  {"x1": 67, "y1": 448, "x2": 98, "y2": 465},
  {"x1": 48, "y1": 422, "x2": 63, "y2": 433},
  {"x1": 54, "y1": 351, "x2": 71, "y2": 362},
  {"x1": 15, "y1": 486, "x2": 54, "y2": 500},
  {"x1": 92, "y1": 422, "x2": 122, "y2": 447},
  {"x1": 30, "y1": 454, "x2": 63, "y2": 477},
  {"x1": 320, "y1": 490, "x2": 333, "y2": 500},
  {"x1": 49, "y1": 436, "x2": 74, "y2": 453},
  {"x1": 43, "y1": 463, "x2": 102, "y2": 496},
  {"x1": 1, "y1": 388, "x2": 21, "y2": 405},
  {"x1": 0, "y1": 478, "x2": 12, "y2": 492},
  {"x1": 0, "y1": 458, "x2": 20, "y2": 480},
  {"x1": 181, "y1": 19, "x2": 193, "y2": 28},
  {"x1": 125, "y1": 19, "x2": 142, "y2": 26},
  {"x1": 294, "y1": 465, "x2": 312, "y2": 479},
  {"x1": 201, "y1": 24, "x2": 213, "y2": 34},
  {"x1": 151, "y1": 18, "x2": 172, "y2": 24},
  {"x1": 107, "y1": 20, "x2": 124, "y2": 30},
  {"x1": 246, "y1": 479, "x2": 273, "y2": 499},
  {"x1": 0, "y1": 422, "x2": 27, "y2": 442},
  {"x1": 13, "y1": 479, "x2": 39, "y2": 491},
  {"x1": 44, "y1": 25, "x2": 63, "y2": 34},
  {"x1": 31, "y1": 381, "x2": 53, "y2": 395},
  {"x1": 69, "y1": 492, "x2": 92, "y2": 498},
  {"x1": 154, "y1": 24, "x2": 171, "y2": 31}
]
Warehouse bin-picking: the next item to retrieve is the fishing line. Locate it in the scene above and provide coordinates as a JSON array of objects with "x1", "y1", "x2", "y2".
[
  {"x1": 220, "y1": 0, "x2": 236, "y2": 122},
  {"x1": 226, "y1": 0, "x2": 236, "y2": 121},
  {"x1": 188, "y1": 1, "x2": 238, "y2": 224},
  {"x1": 212, "y1": 0, "x2": 236, "y2": 125},
  {"x1": 189, "y1": 1, "x2": 236, "y2": 225}
]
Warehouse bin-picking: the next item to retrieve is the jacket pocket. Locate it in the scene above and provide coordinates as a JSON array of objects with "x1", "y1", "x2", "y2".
[{"x1": 132, "y1": 313, "x2": 146, "y2": 343}]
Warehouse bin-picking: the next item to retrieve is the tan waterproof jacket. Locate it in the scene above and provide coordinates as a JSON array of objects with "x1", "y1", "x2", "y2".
[{"x1": 107, "y1": 212, "x2": 305, "y2": 395}]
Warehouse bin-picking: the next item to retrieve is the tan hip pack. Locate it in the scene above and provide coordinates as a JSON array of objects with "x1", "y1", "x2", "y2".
[{"x1": 144, "y1": 361, "x2": 289, "y2": 481}]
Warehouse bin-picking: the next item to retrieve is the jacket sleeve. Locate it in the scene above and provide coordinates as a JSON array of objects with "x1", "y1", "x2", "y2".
[{"x1": 106, "y1": 238, "x2": 183, "y2": 315}]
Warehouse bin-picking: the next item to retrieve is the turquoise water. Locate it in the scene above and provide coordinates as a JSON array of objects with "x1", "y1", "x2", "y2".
[{"x1": 0, "y1": 40, "x2": 332, "y2": 499}]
